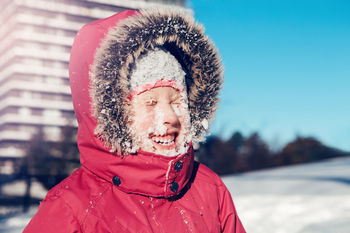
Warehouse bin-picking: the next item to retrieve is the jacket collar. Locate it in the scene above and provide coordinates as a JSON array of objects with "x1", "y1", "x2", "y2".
[{"x1": 81, "y1": 144, "x2": 194, "y2": 198}]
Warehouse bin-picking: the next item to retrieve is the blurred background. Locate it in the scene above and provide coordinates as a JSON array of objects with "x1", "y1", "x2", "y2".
[{"x1": 0, "y1": 0, "x2": 349, "y2": 232}]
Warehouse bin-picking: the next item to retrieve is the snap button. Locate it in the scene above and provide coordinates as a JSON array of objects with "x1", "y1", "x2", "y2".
[
  {"x1": 170, "y1": 182, "x2": 179, "y2": 192},
  {"x1": 112, "y1": 176, "x2": 121, "y2": 186},
  {"x1": 174, "y1": 161, "x2": 183, "y2": 172}
]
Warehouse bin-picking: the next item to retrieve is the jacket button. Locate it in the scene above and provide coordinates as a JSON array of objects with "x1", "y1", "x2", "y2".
[
  {"x1": 170, "y1": 182, "x2": 179, "y2": 192},
  {"x1": 112, "y1": 176, "x2": 121, "y2": 186},
  {"x1": 174, "y1": 161, "x2": 183, "y2": 172}
]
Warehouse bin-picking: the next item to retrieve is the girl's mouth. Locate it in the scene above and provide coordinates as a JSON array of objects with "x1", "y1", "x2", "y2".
[{"x1": 151, "y1": 133, "x2": 178, "y2": 150}]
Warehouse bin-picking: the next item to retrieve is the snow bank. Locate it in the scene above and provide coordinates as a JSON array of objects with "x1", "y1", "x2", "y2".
[
  {"x1": 223, "y1": 157, "x2": 350, "y2": 233},
  {"x1": 0, "y1": 208, "x2": 37, "y2": 233}
]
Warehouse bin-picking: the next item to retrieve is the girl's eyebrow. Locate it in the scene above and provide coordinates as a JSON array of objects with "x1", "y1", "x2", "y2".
[{"x1": 142, "y1": 93, "x2": 155, "y2": 99}]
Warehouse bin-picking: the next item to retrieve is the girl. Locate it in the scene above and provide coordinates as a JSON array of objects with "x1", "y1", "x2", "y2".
[{"x1": 24, "y1": 9, "x2": 245, "y2": 233}]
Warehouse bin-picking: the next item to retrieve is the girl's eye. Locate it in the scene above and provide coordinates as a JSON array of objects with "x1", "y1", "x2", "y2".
[
  {"x1": 171, "y1": 101, "x2": 181, "y2": 107},
  {"x1": 171, "y1": 96, "x2": 183, "y2": 107},
  {"x1": 171, "y1": 101, "x2": 183, "y2": 112},
  {"x1": 146, "y1": 99, "x2": 157, "y2": 106}
]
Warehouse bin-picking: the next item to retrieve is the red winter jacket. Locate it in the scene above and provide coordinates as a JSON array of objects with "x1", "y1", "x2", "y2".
[{"x1": 24, "y1": 10, "x2": 245, "y2": 233}]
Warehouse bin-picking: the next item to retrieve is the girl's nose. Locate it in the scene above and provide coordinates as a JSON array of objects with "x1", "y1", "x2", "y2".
[{"x1": 160, "y1": 102, "x2": 180, "y2": 127}]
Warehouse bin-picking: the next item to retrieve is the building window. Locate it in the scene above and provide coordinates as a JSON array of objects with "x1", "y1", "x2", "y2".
[{"x1": 31, "y1": 108, "x2": 42, "y2": 116}]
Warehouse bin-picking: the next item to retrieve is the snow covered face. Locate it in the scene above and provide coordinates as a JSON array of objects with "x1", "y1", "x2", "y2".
[{"x1": 130, "y1": 86, "x2": 191, "y2": 157}]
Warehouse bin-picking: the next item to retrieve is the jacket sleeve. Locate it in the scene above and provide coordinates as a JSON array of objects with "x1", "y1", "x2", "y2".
[
  {"x1": 218, "y1": 185, "x2": 246, "y2": 233},
  {"x1": 23, "y1": 196, "x2": 81, "y2": 233}
]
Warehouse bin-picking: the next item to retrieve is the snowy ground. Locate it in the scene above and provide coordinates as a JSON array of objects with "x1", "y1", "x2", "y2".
[
  {"x1": 0, "y1": 208, "x2": 38, "y2": 233},
  {"x1": 0, "y1": 180, "x2": 45, "y2": 233},
  {"x1": 1, "y1": 157, "x2": 349, "y2": 232},
  {"x1": 223, "y1": 157, "x2": 350, "y2": 233}
]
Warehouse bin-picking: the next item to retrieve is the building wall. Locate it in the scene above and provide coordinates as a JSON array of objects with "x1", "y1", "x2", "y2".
[{"x1": 0, "y1": 0, "x2": 187, "y2": 174}]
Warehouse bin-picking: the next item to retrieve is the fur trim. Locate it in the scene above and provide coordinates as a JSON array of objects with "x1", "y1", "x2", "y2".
[{"x1": 90, "y1": 8, "x2": 223, "y2": 155}]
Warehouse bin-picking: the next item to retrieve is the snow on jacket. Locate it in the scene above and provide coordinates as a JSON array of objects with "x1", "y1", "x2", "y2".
[{"x1": 24, "y1": 9, "x2": 245, "y2": 233}]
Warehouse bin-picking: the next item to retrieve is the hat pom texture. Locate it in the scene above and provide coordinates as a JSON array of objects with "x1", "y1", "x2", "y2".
[{"x1": 90, "y1": 8, "x2": 224, "y2": 155}]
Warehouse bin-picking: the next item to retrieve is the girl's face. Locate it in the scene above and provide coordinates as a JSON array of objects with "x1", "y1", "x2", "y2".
[{"x1": 130, "y1": 87, "x2": 191, "y2": 156}]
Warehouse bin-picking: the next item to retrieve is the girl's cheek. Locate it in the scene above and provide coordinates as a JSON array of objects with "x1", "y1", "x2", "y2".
[
  {"x1": 139, "y1": 109, "x2": 155, "y2": 128},
  {"x1": 171, "y1": 104, "x2": 182, "y2": 116}
]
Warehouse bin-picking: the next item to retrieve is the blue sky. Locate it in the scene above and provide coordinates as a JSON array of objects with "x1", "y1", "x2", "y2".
[{"x1": 188, "y1": 0, "x2": 350, "y2": 151}]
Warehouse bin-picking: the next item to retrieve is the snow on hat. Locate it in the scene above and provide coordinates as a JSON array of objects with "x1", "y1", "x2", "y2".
[{"x1": 128, "y1": 48, "x2": 186, "y2": 100}]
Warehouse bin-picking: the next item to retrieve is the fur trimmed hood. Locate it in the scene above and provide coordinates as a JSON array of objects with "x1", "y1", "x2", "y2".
[{"x1": 70, "y1": 9, "x2": 223, "y2": 156}]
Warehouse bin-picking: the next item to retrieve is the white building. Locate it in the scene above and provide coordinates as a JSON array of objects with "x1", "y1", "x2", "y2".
[{"x1": 0, "y1": 0, "x2": 186, "y2": 174}]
